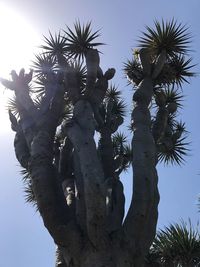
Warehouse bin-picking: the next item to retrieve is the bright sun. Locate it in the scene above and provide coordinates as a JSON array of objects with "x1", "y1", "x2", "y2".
[{"x1": 0, "y1": 3, "x2": 40, "y2": 133}]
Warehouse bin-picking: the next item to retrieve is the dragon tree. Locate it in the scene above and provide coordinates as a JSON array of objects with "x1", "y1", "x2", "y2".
[{"x1": 0, "y1": 20, "x2": 194, "y2": 267}]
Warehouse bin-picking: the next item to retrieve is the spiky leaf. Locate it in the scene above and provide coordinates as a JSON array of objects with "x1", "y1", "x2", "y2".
[
  {"x1": 139, "y1": 19, "x2": 191, "y2": 57},
  {"x1": 64, "y1": 21, "x2": 103, "y2": 59}
]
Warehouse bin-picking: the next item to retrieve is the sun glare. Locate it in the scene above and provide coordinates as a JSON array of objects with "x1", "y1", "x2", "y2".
[{"x1": 0, "y1": 3, "x2": 40, "y2": 133}]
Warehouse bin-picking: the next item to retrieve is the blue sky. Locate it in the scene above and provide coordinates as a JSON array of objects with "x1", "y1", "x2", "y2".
[{"x1": 0, "y1": 0, "x2": 200, "y2": 266}]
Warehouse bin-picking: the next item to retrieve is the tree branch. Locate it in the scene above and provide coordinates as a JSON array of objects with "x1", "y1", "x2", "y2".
[{"x1": 63, "y1": 100, "x2": 107, "y2": 248}]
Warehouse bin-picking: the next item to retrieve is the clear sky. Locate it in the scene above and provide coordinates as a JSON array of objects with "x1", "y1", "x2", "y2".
[{"x1": 0, "y1": 0, "x2": 200, "y2": 266}]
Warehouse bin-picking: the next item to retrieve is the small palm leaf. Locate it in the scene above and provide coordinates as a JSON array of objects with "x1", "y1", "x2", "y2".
[
  {"x1": 68, "y1": 59, "x2": 87, "y2": 92},
  {"x1": 20, "y1": 168, "x2": 38, "y2": 210},
  {"x1": 111, "y1": 100, "x2": 126, "y2": 117},
  {"x1": 105, "y1": 84, "x2": 122, "y2": 102},
  {"x1": 158, "y1": 135, "x2": 189, "y2": 165},
  {"x1": 41, "y1": 31, "x2": 69, "y2": 57},
  {"x1": 164, "y1": 87, "x2": 184, "y2": 108},
  {"x1": 32, "y1": 53, "x2": 57, "y2": 76},
  {"x1": 24, "y1": 181, "x2": 38, "y2": 210},
  {"x1": 113, "y1": 132, "x2": 127, "y2": 148},
  {"x1": 124, "y1": 59, "x2": 143, "y2": 85},
  {"x1": 168, "y1": 55, "x2": 195, "y2": 87},
  {"x1": 20, "y1": 168, "x2": 31, "y2": 182},
  {"x1": 64, "y1": 21, "x2": 103, "y2": 59},
  {"x1": 139, "y1": 19, "x2": 191, "y2": 57},
  {"x1": 7, "y1": 96, "x2": 19, "y2": 117},
  {"x1": 156, "y1": 55, "x2": 195, "y2": 87},
  {"x1": 152, "y1": 221, "x2": 200, "y2": 266}
]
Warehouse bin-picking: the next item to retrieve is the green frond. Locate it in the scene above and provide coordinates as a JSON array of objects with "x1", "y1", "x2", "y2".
[
  {"x1": 33, "y1": 95, "x2": 43, "y2": 108},
  {"x1": 105, "y1": 84, "x2": 122, "y2": 102},
  {"x1": 121, "y1": 144, "x2": 132, "y2": 170},
  {"x1": 20, "y1": 168, "x2": 31, "y2": 182},
  {"x1": 166, "y1": 113, "x2": 177, "y2": 130},
  {"x1": 20, "y1": 168, "x2": 38, "y2": 210},
  {"x1": 168, "y1": 55, "x2": 195, "y2": 87},
  {"x1": 158, "y1": 135, "x2": 189, "y2": 165},
  {"x1": 24, "y1": 181, "x2": 38, "y2": 210},
  {"x1": 112, "y1": 100, "x2": 126, "y2": 117},
  {"x1": 32, "y1": 76, "x2": 46, "y2": 96},
  {"x1": 41, "y1": 31, "x2": 69, "y2": 57},
  {"x1": 7, "y1": 96, "x2": 19, "y2": 117},
  {"x1": 139, "y1": 19, "x2": 191, "y2": 57},
  {"x1": 112, "y1": 132, "x2": 127, "y2": 147},
  {"x1": 124, "y1": 59, "x2": 143, "y2": 85},
  {"x1": 152, "y1": 221, "x2": 200, "y2": 266},
  {"x1": 68, "y1": 59, "x2": 87, "y2": 91},
  {"x1": 164, "y1": 86, "x2": 184, "y2": 108},
  {"x1": 156, "y1": 55, "x2": 195, "y2": 87},
  {"x1": 175, "y1": 121, "x2": 187, "y2": 133},
  {"x1": 64, "y1": 21, "x2": 103, "y2": 59},
  {"x1": 32, "y1": 53, "x2": 56, "y2": 76},
  {"x1": 112, "y1": 133, "x2": 132, "y2": 173}
]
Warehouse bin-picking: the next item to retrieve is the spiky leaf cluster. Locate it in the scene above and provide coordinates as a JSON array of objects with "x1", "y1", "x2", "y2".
[
  {"x1": 41, "y1": 31, "x2": 69, "y2": 57},
  {"x1": 157, "y1": 120, "x2": 189, "y2": 165},
  {"x1": 21, "y1": 169, "x2": 37, "y2": 210},
  {"x1": 112, "y1": 132, "x2": 132, "y2": 173},
  {"x1": 64, "y1": 21, "x2": 103, "y2": 59},
  {"x1": 124, "y1": 58, "x2": 143, "y2": 85},
  {"x1": 126, "y1": 19, "x2": 195, "y2": 88},
  {"x1": 156, "y1": 55, "x2": 195, "y2": 87},
  {"x1": 139, "y1": 19, "x2": 191, "y2": 57},
  {"x1": 98, "y1": 85, "x2": 126, "y2": 130},
  {"x1": 149, "y1": 221, "x2": 200, "y2": 266},
  {"x1": 31, "y1": 22, "x2": 103, "y2": 100}
]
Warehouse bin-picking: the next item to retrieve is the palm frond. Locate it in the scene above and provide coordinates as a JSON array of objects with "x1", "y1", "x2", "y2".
[
  {"x1": 111, "y1": 100, "x2": 126, "y2": 117},
  {"x1": 152, "y1": 221, "x2": 200, "y2": 266},
  {"x1": 41, "y1": 31, "x2": 69, "y2": 57},
  {"x1": 24, "y1": 181, "x2": 38, "y2": 210},
  {"x1": 121, "y1": 144, "x2": 132, "y2": 171},
  {"x1": 156, "y1": 55, "x2": 195, "y2": 87},
  {"x1": 68, "y1": 59, "x2": 87, "y2": 92},
  {"x1": 32, "y1": 76, "x2": 46, "y2": 96},
  {"x1": 20, "y1": 168, "x2": 38, "y2": 210},
  {"x1": 33, "y1": 95, "x2": 43, "y2": 108},
  {"x1": 64, "y1": 21, "x2": 103, "y2": 59},
  {"x1": 124, "y1": 59, "x2": 143, "y2": 85},
  {"x1": 20, "y1": 168, "x2": 31, "y2": 182},
  {"x1": 113, "y1": 132, "x2": 127, "y2": 148},
  {"x1": 164, "y1": 87, "x2": 184, "y2": 108},
  {"x1": 175, "y1": 121, "x2": 187, "y2": 133},
  {"x1": 166, "y1": 113, "x2": 177, "y2": 130},
  {"x1": 168, "y1": 55, "x2": 195, "y2": 87},
  {"x1": 139, "y1": 19, "x2": 191, "y2": 57},
  {"x1": 112, "y1": 133, "x2": 132, "y2": 173},
  {"x1": 158, "y1": 135, "x2": 189, "y2": 165},
  {"x1": 7, "y1": 96, "x2": 19, "y2": 117},
  {"x1": 105, "y1": 84, "x2": 122, "y2": 102},
  {"x1": 32, "y1": 53, "x2": 56, "y2": 76}
]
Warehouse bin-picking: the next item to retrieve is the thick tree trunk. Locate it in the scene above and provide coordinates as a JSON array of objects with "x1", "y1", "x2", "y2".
[{"x1": 1, "y1": 43, "x2": 167, "y2": 266}]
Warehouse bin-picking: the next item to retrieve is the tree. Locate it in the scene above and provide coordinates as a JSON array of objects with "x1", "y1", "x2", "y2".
[
  {"x1": 0, "y1": 20, "x2": 194, "y2": 267},
  {"x1": 146, "y1": 220, "x2": 200, "y2": 267}
]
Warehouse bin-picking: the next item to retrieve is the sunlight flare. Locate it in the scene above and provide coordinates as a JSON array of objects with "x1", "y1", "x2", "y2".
[{"x1": 0, "y1": 3, "x2": 40, "y2": 133}]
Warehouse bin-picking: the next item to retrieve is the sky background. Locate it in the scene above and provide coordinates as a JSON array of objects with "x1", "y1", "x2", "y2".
[{"x1": 0, "y1": 0, "x2": 200, "y2": 266}]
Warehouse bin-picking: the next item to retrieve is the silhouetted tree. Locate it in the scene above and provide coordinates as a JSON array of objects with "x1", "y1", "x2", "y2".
[{"x1": 0, "y1": 20, "x2": 194, "y2": 267}]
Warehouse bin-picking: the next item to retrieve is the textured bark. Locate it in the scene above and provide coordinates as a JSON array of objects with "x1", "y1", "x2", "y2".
[
  {"x1": 64, "y1": 100, "x2": 108, "y2": 248},
  {"x1": 1, "y1": 35, "x2": 170, "y2": 265},
  {"x1": 99, "y1": 128, "x2": 115, "y2": 179},
  {"x1": 123, "y1": 48, "x2": 166, "y2": 266}
]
